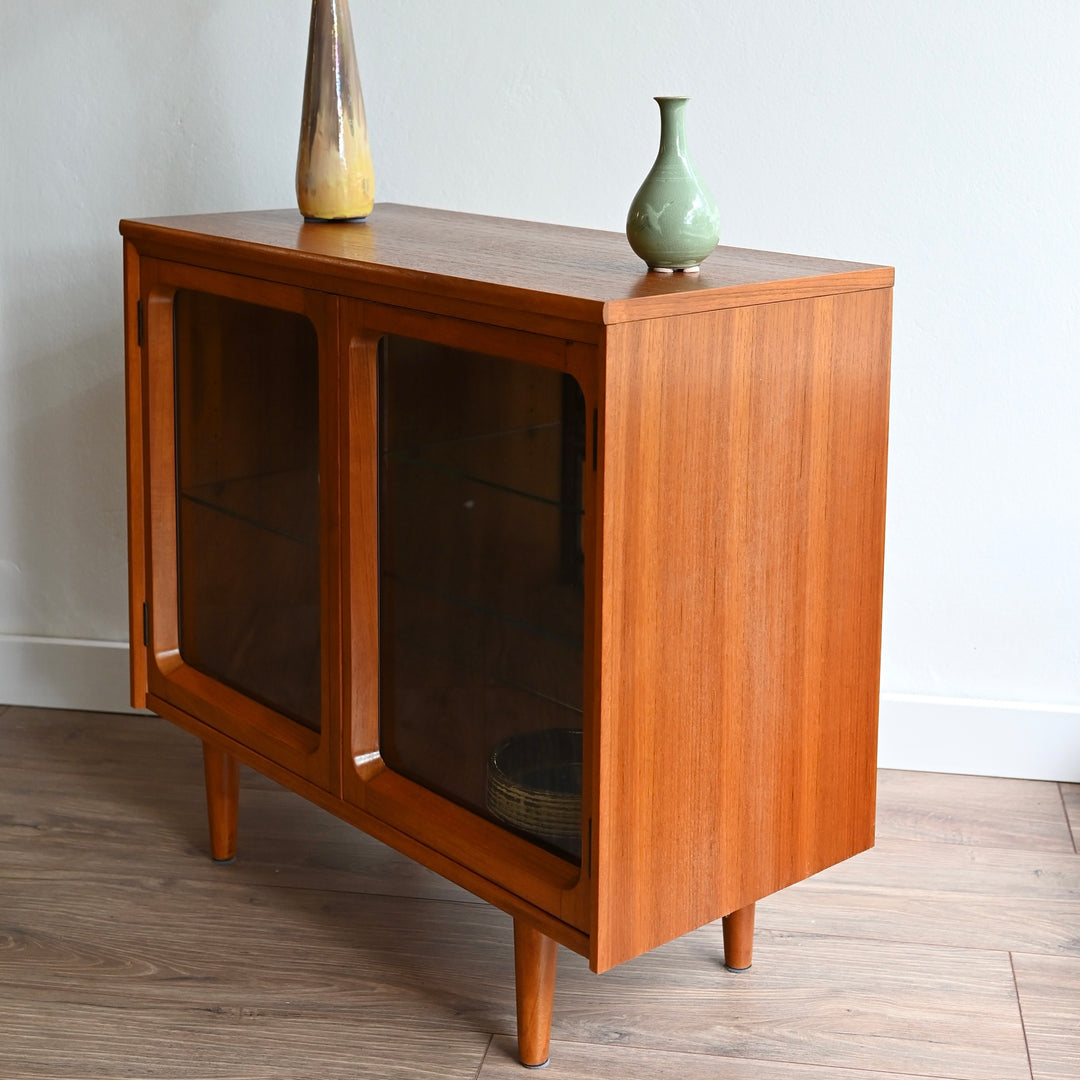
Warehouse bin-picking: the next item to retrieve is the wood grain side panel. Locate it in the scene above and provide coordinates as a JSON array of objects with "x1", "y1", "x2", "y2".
[
  {"x1": 122, "y1": 239, "x2": 147, "y2": 708},
  {"x1": 592, "y1": 289, "x2": 891, "y2": 971}
]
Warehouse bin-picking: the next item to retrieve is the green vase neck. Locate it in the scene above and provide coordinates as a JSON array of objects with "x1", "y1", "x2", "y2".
[{"x1": 655, "y1": 96, "x2": 689, "y2": 158}]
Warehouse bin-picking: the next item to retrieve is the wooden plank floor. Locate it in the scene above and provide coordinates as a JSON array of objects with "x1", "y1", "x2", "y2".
[{"x1": 1, "y1": 704, "x2": 1078, "y2": 1079}]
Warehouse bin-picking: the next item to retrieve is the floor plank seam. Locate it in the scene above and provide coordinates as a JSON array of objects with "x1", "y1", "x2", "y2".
[
  {"x1": 1009, "y1": 951, "x2": 1037, "y2": 1080},
  {"x1": 471, "y1": 1033, "x2": 495, "y2": 1079},
  {"x1": 195, "y1": 875, "x2": 488, "y2": 909},
  {"x1": 110, "y1": 871, "x2": 498, "y2": 917},
  {"x1": 754, "y1": 925, "x2": 1055, "y2": 959},
  {"x1": 874, "y1": 835, "x2": 1080, "y2": 858},
  {"x1": 537, "y1": 1036, "x2": 968, "y2": 1080},
  {"x1": 1058, "y1": 782, "x2": 1079, "y2": 854}
]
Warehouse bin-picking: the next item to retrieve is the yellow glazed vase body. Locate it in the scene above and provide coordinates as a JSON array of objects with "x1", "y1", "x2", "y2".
[{"x1": 296, "y1": 0, "x2": 374, "y2": 222}]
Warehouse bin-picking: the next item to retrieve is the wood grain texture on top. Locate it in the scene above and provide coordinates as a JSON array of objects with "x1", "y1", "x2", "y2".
[{"x1": 119, "y1": 204, "x2": 893, "y2": 326}]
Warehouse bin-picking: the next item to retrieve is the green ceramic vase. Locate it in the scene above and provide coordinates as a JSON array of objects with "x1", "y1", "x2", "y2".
[{"x1": 625, "y1": 96, "x2": 720, "y2": 272}]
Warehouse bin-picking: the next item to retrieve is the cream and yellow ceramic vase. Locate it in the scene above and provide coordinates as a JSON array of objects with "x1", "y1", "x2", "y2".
[
  {"x1": 626, "y1": 96, "x2": 720, "y2": 272},
  {"x1": 296, "y1": 0, "x2": 374, "y2": 222}
]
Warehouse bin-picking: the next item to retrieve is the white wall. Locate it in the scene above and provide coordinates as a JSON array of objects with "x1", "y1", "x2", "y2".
[{"x1": 2, "y1": 2, "x2": 1078, "y2": 778}]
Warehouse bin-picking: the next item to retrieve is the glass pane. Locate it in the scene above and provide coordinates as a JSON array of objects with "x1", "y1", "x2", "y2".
[
  {"x1": 379, "y1": 336, "x2": 586, "y2": 862},
  {"x1": 174, "y1": 290, "x2": 321, "y2": 730}
]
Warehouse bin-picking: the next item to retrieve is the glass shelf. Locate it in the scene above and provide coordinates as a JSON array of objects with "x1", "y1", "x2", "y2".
[
  {"x1": 179, "y1": 466, "x2": 319, "y2": 549},
  {"x1": 386, "y1": 421, "x2": 582, "y2": 512}
]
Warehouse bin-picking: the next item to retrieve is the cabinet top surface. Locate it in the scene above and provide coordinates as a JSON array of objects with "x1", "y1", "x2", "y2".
[{"x1": 120, "y1": 204, "x2": 892, "y2": 325}]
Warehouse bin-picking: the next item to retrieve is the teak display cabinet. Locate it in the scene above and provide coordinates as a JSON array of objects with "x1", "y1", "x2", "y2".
[{"x1": 121, "y1": 205, "x2": 892, "y2": 1067}]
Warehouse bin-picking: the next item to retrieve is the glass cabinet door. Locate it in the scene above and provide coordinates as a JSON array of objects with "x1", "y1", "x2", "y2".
[
  {"x1": 377, "y1": 337, "x2": 586, "y2": 862},
  {"x1": 172, "y1": 289, "x2": 321, "y2": 730}
]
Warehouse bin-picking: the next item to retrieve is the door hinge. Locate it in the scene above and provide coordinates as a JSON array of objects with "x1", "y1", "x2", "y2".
[
  {"x1": 142, "y1": 601, "x2": 149, "y2": 647},
  {"x1": 136, "y1": 299, "x2": 143, "y2": 347}
]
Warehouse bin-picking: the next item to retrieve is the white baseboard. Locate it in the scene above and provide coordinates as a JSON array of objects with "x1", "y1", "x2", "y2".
[
  {"x1": 2, "y1": 635, "x2": 1078, "y2": 781},
  {"x1": 0, "y1": 634, "x2": 143, "y2": 715},
  {"x1": 878, "y1": 692, "x2": 1080, "y2": 782}
]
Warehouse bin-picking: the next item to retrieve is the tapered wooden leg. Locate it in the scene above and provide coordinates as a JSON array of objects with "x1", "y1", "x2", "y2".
[
  {"x1": 722, "y1": 902, "x2": 755, "y2": 971},
  {"x1": 513, "y1": 918, "x2": 558, "y2": 1068},
  {"x1": 202, "y1": 741, "x2": 239, "y2": 862}
]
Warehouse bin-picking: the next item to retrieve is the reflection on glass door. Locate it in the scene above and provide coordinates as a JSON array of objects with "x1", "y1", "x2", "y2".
[
  {"x1": 378, "y1": 337, "x2": 586, "y2": 861},
  {"x1": 173, "y1": 290, "x2": 321, "y2": 730}
]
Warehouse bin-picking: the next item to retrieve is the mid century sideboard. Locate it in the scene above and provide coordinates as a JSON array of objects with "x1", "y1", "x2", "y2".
[{"x1": 121, "y1": 204, "x2": 892, "y2": 1067}]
